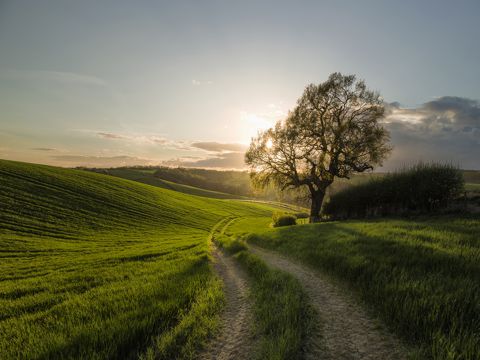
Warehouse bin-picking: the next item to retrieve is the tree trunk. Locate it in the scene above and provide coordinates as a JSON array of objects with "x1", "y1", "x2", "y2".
[{"x1": 309, "y1": 190, "x2": 326, "y2": 223}]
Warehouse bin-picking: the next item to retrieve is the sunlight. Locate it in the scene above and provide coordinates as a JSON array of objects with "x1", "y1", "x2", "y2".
[{"x1": 240, "y1": 111, "x2": 275, "y2": 142}]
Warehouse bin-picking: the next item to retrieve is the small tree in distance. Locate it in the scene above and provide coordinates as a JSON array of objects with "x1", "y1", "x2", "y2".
[{"x1": 245, "y1": 72, "x2": 392, "y2": 222}]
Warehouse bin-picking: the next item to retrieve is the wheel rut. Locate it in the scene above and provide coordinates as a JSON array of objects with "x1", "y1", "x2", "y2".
[
  {"x1": 250, "y1": 245, "x2": 409, "y2": 360},
  {"x1": 199, "y1": 219, "x2": 255, "y2": 360}
]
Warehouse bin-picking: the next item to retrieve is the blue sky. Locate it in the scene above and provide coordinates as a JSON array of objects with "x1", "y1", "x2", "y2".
[{"x1": 1, "y1": 0, "x2": 479, "y2": 169}]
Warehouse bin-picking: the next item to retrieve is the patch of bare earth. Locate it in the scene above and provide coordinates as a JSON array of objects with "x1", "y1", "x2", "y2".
[
  {"x1": 250, "y1": 245, "x2": 409, "y2": 360},
  {"x1": 199, "y1": 246, "x2": 255, "y2": 360}
]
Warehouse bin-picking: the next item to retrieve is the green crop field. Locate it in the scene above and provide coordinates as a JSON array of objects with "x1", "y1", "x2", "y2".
[
  {"x1": 88, "y1": 167, "x2": 246, "y2": 199},
  {"x1": 2, "y1": 159, "x2": 479, "y2": 359},
  {"x1": 247, "y1": 216, "x2": 480, "y2": 359},
  {"x1": 0, "y1": 160, "x2": 276, "y2": 359}
]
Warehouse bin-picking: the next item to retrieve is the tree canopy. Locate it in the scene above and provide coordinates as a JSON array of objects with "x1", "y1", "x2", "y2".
[{"x1": 245, "y1": 72, "x2": 391, "y2": 222}]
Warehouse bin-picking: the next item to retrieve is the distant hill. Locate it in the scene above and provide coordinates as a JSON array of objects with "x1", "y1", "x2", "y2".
[
  {"x1": 85, "y1": 166, "x2": 307, "y2": 205},
  {"x1": 84, "y1": 166, "x2": 480, "y2": 204},
  {"x1": 463, "y1": 170, "x2": 480, "y2": 184},
  {"x1": 87, "y1": 167, "x2": 245, "y2": 199}
]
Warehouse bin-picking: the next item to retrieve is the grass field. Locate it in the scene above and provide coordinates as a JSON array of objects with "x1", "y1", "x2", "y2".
[
  {"x1": 247, "y1": 216, "x2": 480, "y2": 359},
  {"x1": 3, "y1": 159, "x2": 479, "y2": 359},
  {"x1": 0, "y1": 160, "x2": 276, "y2": 359},
  {"x1": 89, "y1": 167, "x2": 246, "y2": 199},
  {"x1": 466, "y1": 183, "x2": 480, "y2": 193}
]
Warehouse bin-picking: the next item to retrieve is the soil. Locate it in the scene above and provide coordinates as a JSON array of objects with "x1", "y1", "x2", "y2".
[
  {"x1": 250, "y1": 245, "x2": 409, "y2": 360},
  {"x1": 199, "y1": 246, "x2": 256, "y2": 360}
]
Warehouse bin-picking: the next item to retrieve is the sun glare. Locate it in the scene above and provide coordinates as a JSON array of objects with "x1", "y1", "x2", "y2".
[{"x1": 240, "y1": 111, "x2": 274, "y2": 141}]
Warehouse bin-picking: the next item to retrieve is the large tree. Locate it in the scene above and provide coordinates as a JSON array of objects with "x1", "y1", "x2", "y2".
[{"x1": 245, "y1": 73, "x2": 391, "y2": 222}]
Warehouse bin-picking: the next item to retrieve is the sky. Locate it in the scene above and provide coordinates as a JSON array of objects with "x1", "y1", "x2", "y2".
[{"x1": 0, "y1": 0, "x2": 479, "y2": 170}]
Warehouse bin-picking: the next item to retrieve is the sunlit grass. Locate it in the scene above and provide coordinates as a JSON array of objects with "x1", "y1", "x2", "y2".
[
  {"x1": 0, "y1": 160, "x2": 273, "y2": 359},
  {"x1": 247, "y1": 216, "x2": 480, "y2": 359}
]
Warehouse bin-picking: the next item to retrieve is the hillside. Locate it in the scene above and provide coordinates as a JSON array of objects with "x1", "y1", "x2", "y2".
[
  {"x1": 88, "y1": 167, "x2": 245, "y2": 199},
  {"x1": 0, "y1": 160, "x2": 274, "y2": 359},
  {"x1": 89, "y1": 167, "x2": 480, "y2": 207},
  {"x1": 86, "y1": 166, "x2": 309, "y2": 205}
]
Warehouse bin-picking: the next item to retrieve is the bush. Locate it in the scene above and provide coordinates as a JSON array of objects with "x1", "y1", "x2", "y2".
[
  {"x1": 324, "y1": 163, "x2": 464, "y2": 219},
  {"x1": 272, "y1": 212, "x2": 297, "y2": 227},
  {"x1": 294, "y1": 212, "x2": 309, "y2": 219}
]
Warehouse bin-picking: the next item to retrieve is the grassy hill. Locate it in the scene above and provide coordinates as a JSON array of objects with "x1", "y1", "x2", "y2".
[
  {"x1": 0, "y1": 160, "x2": 275, "y2": 359},
  {"x1": 89, "y1": 167, "x2": 245, "y2": 199},
  {"x1": 86, "y1": 166, "x2": 310, "y2": 205}
]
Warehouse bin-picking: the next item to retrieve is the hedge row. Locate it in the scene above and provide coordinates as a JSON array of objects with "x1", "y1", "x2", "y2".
[{"x1": 324, "y1": 163, "x2": 464, "y2": 218}]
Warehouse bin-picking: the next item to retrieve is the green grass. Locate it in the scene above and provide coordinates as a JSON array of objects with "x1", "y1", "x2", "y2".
[
  {"x1": 213, "y1": 218, "x2": 313, "y2": 360},
  {"x1": 0, "y1": 159, "x2": 275, "y2": 359},
  {"x1": 247, "y1": 216, "x2": 480, "y2": 359},
  {"x1": 466, "y1": 183, "x2": 480, "y2": 193},
  {"x1": 91, "y1": 168, "x2": 246, "y2": 199}
]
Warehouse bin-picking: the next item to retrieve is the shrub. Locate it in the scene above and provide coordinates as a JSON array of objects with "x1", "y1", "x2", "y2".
[
  {"x1": 294, "y1": 212, "x2": 309, "y2": 219},
  {"x1": 272, "y1": 212, "x2": 297, "y2": 227},
  {"x1": 324, "y1": 163, "x2": 464, "y2": 219}
]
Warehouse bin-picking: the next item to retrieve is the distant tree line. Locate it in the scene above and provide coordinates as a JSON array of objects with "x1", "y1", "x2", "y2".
[
  {"x1": 324, "y1": 163, "x2": 465, "y2": 219},
  {"x1": 152, "y1": 167, "x2": 309, "y2": 205}
]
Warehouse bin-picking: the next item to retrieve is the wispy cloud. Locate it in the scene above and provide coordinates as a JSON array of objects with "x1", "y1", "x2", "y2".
[
  {"x1": 51, "y1": 155, "x2": 155, "y2": 168},
  {"x1": 0, "y1": 69, "x2": 108, "y2": 86},
  {"x1": 191, "y1": 142, "x2": 247, "y2": 153},
  {"x1": 97, "y1": 132, "x2": 127, "y2": 140},
  {"x1": 191, "y1": 79, "x2": 213, "y2": 86},
  {"x1": 31, "y1": 147, "x2": 57, "y2": 151},
  {"x1": 164, "y1": 141, "x2": 249, "y2": 169},
  {"x1": 163, "y1": 152, "x2": 246, "y2": 170},
  {"x1": 95, "y1": 131, "x2": 192, "y2": 150}
]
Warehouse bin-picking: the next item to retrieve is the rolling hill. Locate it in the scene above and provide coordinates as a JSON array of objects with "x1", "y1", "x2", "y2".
[
  {"x1": 88, "y1": 167, "x2": 246, "y2": 199},
  {"x1": 0, "y1": 159, "x2": 275, "y2": 359}
]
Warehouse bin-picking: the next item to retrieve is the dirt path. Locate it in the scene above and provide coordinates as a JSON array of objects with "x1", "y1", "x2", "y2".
[
  {"x1": 199, "y1": 219, "x2": 255, "y2": 359},
  {"x1": 250, "y1": 245, "x2": 408, "y2": 360}
]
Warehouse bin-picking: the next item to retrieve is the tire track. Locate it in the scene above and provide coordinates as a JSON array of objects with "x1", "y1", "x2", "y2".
[
  {"x1": 250, "y1": 245, "x2": 408, "y2": 360},
  {"x1": 199, "y1": 219, "x2": 255, "y2": 360}
]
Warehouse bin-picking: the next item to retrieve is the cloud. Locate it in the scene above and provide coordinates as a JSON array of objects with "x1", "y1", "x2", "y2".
[
  {"x1": 51, "y1": 155, "x2": 155, "y2": 168},
  {"x1": 0, "y1": 69, "x2": 107, "y2": 86},
  {"x1": 95, "y1": 132, "x2": 248, "y2": 154},
  {"x1": 94, "y1": 131, "x2": 191, "y2": 149},
  {"x1": 164, "y1": 152, "x2": 246, "y2": 170},
  {"x1": 31, "y1": 147, "x2": 56, "y2": 151},
  {"x1": 191, "y1": 79, "x2": 213, "y2": 86},
  {"x1": 165, "y1": 141, "x2": 249, "y2": 169},
  {"x1": 97, "y1": 132, "x2": 127, "y2": 140},
  {"x1": 382, "y1": 96, "x2": 480, "y2": 170},
  {"x1": 191, "y1": 142, "x2": 247, "y2": 153}
]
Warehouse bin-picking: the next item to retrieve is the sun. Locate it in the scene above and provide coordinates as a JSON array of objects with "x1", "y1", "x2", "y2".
[{"x1": 239, "y1": 111, "x2": 274, "y2": 141}]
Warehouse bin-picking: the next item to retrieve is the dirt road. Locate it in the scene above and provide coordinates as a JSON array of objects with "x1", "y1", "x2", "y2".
[
  {"x1": 199, "y1": 245, "x2": 255, "y2": 359},
  {"x1": 250, "y1": 245, "x2": 408, "y2": 360}
]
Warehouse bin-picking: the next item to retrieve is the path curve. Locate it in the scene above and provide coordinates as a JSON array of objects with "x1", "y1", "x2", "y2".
[
  {"x1": 250, "y1": 245, "x2": 408, "y2": 360},
  {"x1": 199, "y1": 219, "x2": 255, "y2": 359}
]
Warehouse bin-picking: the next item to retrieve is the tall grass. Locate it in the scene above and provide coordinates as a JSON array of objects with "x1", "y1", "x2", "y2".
[
  {"x1": 248, "y1": 216, "x2": 480, "y2": 359},
  {"x1": 325, "y1": 163, "x2": 464, "y2": 218}
]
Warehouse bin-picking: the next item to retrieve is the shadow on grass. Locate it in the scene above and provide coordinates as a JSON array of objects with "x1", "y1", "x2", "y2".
[{"x1": 247, "y1": 217, "x2": 480, "y2": 359}]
